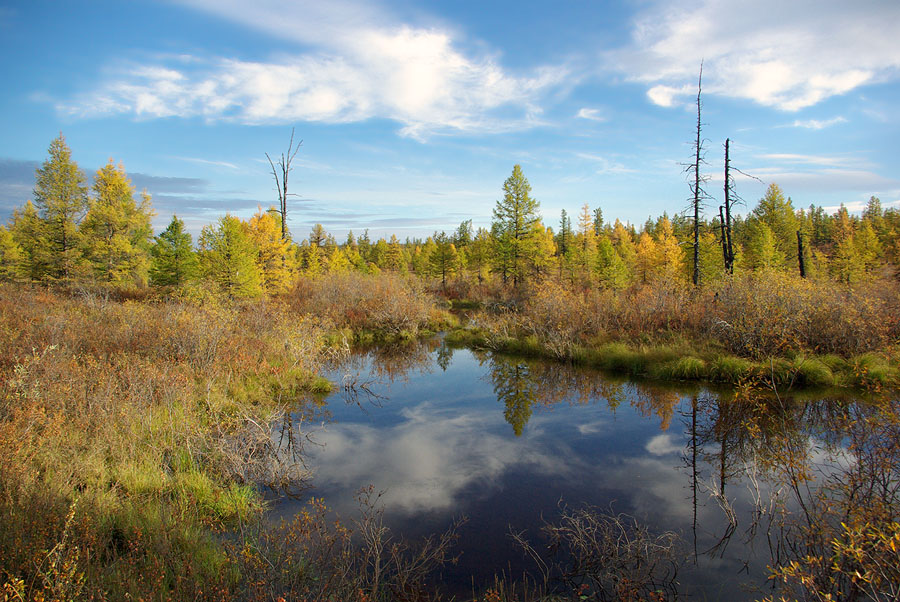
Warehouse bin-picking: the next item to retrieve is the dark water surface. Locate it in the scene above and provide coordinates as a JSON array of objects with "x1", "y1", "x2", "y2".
[{"x1": 273, "y1": 338, "x2": 848, "y2": 600}]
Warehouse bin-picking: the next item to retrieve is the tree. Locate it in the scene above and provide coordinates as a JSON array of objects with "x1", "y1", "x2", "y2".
[
  {"x1": 428, "y1": 231, "x2": 458, "y2": 288},
  {"x1": 752, "y1": 183, "x2": 799, "y2": 264},
  {"x1": 656, "y1": 216, "x2": 684, "y2": 281},
  {"x1": 8, "y1": 201, "x2": 48, "y2": 281},
  {"x1": 634, "y1": 232, "x2": 658, "y2": 284},
  {"x1": 149, "y1": 214, "x2": 198, "y2": 286},
  {"x1": 309, "y1": 223, "x2": 327, "y2": 248},
  {"x1": 466, "y1": 227, "x2": 493, "y2": 283},
  {"x1": 686, "y1": 66, "x2": 708, "y2": 286},
  {"x1": 245, "y1": 208, "x2": 295, "y2": 294},
  {"x1": 595, "y1": 236, "x2": 628, "y2": 290},
  {"x1": 198, "y1": 214, "x2": 262, "y2": 297},
  {"x1": 557, "y1": 209, "x2": 572, "y2": 257},
  {"x1": 743, "y1": 220, "x2": 783, "y2": 271},
  {"x1": 593, "y1": 206, "x2": 604, "y2": 236},
  {"x1": 574, "y1": 203, "x2": 597, "y2": 282},
  {"x1": 453, "y1": 220, "x2": 473, "y2": 248},
  {"x1": 383, "y1": 234, "x2": 405, "y2": 271},
  {"x1": 32, "y1": 134, "x2": 89, "y2": 280},
  {"x1": 0, "y1": 226, "x2": 24, "y2": 281},
  {"x1": 266, "y1": 128, "x2": 301, "y2": 240},
  {"x1": 81, "y1": 160, "x2": 154, "y2": 286},
  {"x1": 492, "y1": 165, "x2": 540, "y2": 286}
]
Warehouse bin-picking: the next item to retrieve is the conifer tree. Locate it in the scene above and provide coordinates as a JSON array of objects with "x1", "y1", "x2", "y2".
[
  {"x1": 32, "y1": 134, "x2": 89, "y2": 280},
  {"x1": 744, "y1": 220, "x2": 783, "y2": 271},
  {"x1": 492, "y1": 165, "x2": 540, "y2": 286},
  {"x1": 634, "y1": 232, "x2": 658, "y2": 284},
  {"x1": 81, "y1": 161, "x2": 154, "y2": 286},
  {"x1": 655, "y1": 216, "x2": 684, "y2": 281},
  {"x1": 384, "y1": 234, "x2": 404, "y2": 271},
  {"x1": 246, "y1": 208, "x2": 295, "y2": 293},
  {"x1": 595, "y1": 236, "x2": 628, "y2": 289},
  {"x1": 198, "y1": 214, "x2": 262, "y2": 297},
  {"x1": 327, "y1": 248, "x2": 351, "y2": 273},
  {"x1": 752, "y1": 183, "x2": 799, "y2": 264},
  {"x1": 0, "y1": 226, "x2": 24, "y2": 281},
  {"x1": 150, "y1": 214, "x2": 198, "y2": 286},
  {"x1": 8, "y1": 201, "x2": 48, "y2": 281},
  {"x1": 428, "y1": 231, "x2": 458, "y2": 288}
]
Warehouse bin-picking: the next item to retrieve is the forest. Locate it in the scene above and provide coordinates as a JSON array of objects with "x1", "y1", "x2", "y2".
[{"x1": 1, "y1": 135, "x2": 899, "y2": 601}]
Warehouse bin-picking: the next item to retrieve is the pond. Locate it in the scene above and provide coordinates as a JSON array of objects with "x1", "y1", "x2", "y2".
[{"x1": 271, "y1": 337, "x2": 877, "y2": 600}]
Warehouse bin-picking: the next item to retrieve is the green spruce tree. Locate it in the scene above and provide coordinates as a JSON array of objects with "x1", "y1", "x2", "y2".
[{"x1": 150, "y1": 214, "x2": 198, "y2": 286}]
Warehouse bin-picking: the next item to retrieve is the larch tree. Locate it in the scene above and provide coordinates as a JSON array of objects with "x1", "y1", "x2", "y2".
[
  {"x1": 574, "y1": 203, "x2": 597, "y2": 282},
  {"x1": 8, "y1": 201, "x2": 48, "y2": 281},
  {"x1": 149, "y1": 214, "x2": 198, "y2": 286},
  {"x1": 198, "y1": 214, "x2": 262, "y2": 297},
  {"x1": 752, "y1": 183, "x2": 799, "y2": 265},
  {"x1": 492, "y1": 164, "x2": 540, "y2": 287},
  {"x1": 656, "y1": 216, "x2": 684, "y2": 281},
  {"x1": 634, "y1": 232, "x2": 659, "y2": 284},
  {"x1": 0, "y1": 226, "x2": 24, "y2": 282},
  {"x1": 428, "y1": 231, "x2": 459, "y2": 288},
  {"x1": 384, "y1": 234, "x2": 405, "y2": 271},
  {"x1": 595, "y1": 236, "x2": 628, "y2": 290},
  {"x1": 81, "y1": 160, "x2": 154, "y2": 286},
  {"x1": 245, "y1": 208, "x2": 295, "y2": 294},
  {"x1": 32, "y1": 134, "x2": 89, "y2": 280}
]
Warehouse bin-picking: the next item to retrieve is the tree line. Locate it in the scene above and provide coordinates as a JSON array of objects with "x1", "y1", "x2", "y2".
[{"x1": 1, "y1": 135, "x2": 898, "y2": 297}]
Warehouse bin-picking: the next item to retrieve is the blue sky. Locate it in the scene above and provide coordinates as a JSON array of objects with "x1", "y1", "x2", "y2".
[{"x1": 1, "y1": 0, "x2": 898, "y2": 240}]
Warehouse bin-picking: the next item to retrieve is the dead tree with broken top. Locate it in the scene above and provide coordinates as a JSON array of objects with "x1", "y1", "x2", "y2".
[{"x1": 266, "y1": 128, "x2": 302, "y2": 240}]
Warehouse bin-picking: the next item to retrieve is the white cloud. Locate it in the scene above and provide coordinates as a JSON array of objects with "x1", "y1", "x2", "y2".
[
  {"x1": 645, "y1": 434, "x2": 681, "y2": 456},
  {"x1": 791, "y1": 117, "x2": 847, "y2": 130},
  {"x1": 58, "y1": 1, "x2": 567, "y2": 140},
  {"x1": 610, "y1": 0, "x2": 900, "y2": 110},
  {"x1": 576, "y1": 107, "x2": 606, "y2": 122},
  {"x1": 575, "y1": 152, "x2": 637, "y2": 174},
  {"x1": 308, "y1": 402, "x2": 566, "y2": 515},
  {"x1": 174, "y1": 156, "x2": 240, "y2": 170}
]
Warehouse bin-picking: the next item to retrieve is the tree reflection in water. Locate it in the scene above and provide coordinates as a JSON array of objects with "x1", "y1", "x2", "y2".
[{"x1": 313, "y1": 340, "x2": 899, "y2": 600}]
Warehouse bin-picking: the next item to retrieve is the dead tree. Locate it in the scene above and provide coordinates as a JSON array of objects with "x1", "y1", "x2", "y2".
[
  {"x1": 266, "y1": 128, "x2": 302, "y2": 240},
  {"x1": 797, "y1": 230, "x2": 806, "y2": 278},
  {"x1": 685, "y1": 64, "x2": 709, "y2": 287},
  {"x1": 722, "y1": 138, "x2": 735, "y2": 273}
]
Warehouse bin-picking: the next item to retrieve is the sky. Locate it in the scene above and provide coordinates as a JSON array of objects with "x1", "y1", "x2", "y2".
[{"x1": 0, "y1": 0, "x2": 898, "y2": 241}]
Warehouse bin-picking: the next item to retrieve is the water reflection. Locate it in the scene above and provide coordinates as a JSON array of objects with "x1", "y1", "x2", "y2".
[{"x1": 279, "y1": 339, "x2": 893, "y2": 600}]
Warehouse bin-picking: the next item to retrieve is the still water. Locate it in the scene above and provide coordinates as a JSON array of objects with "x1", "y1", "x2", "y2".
[{"x1": 274, "y1": 338, "x2": 851, "y2": 600}]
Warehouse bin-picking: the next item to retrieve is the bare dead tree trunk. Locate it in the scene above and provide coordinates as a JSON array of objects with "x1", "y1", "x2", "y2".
[
  {"x1": 723, "y1": 138, "x2": 734, "y2": 274},
  {"x1": 719, "y1": 205, "x2": 729, "y2": 269},
  {"x1": 266, "y1": 128, "x2": 302, "y2": 240},
  {"x1": 797, "y1": 230, "x2": 806, "y2": 278},
  {"x1": 692, "y1": 67, "x2": 703, "y2": 287}
]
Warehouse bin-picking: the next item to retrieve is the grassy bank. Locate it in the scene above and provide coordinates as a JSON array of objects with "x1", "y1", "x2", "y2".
[
  {"x1": 444, "y1": 272, "x2": 900, "y2": 392},
  {"x1": 0, "y1": 275, "x2": 473, "y2": 601}
]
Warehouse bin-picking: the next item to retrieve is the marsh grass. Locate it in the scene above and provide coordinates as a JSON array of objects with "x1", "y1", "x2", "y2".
[
  {"x1": 0, "y1": 284, "x2": 330, "y2": 600},
  {"x1": 447, "y1": 273, "x2": 899, "y2": 391}
]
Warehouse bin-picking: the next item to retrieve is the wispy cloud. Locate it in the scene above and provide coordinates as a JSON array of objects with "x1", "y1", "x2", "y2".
[
  {"x1": 57, "y1": 0, "x2": 569, "y2": 141},
  {"x1": 610, "y1": 0, "x2": 900, "y2": 111},
  {"x1": 576, "y1": 107, "x2": 606, "y2": 122},
  {"x1": 791, "y1": 116, "x2": 847, "y2": 130},
  {"x1": 174, "y1": 156, "x2": 240, "y2": 170},
  {"x1": 575, "y1": 152, "x2": 636, "y2": 174}
]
